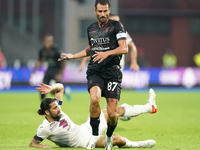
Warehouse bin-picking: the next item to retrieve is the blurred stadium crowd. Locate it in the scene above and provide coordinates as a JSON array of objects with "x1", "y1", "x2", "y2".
[{"x1": 0, "y1": 0, "x2": 200, "y2": 89}]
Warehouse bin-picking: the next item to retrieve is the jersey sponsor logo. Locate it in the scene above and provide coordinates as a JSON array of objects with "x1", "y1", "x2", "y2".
[
  {"x1": 90, "y1": 37, "x2": 110, "y2": 46},
  {"x1": 91, "y1": 47, "x2": 110, "y2": 51}
]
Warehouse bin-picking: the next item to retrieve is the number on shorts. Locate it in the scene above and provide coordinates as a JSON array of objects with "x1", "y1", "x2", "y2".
[{"x1": 107, "y1": 82, "x2": 118, "y2": 91}]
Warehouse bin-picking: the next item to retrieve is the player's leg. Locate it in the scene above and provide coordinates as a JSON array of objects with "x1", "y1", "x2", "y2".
[
  {"x1": 103, "y1": 79, "x2": 121, "y2": 149},
  {"x1": 95, "y1": 134, "x2": 156, "y2": 148},
  {"x1": 86, "y1": 75, "x2": 104, "y2": 149},
  {"x1": 105, "y1": 98, "x2": 119, "y2": 150},
  {"x1": 118, "y1": 88, "x2": 157, "y2": 121},
  {"x1": 87, "y1": 86, "x2": 102, "y2": 149},
  {"x1": 89, "y1": 86, "x2": 102, "y2": 118}
]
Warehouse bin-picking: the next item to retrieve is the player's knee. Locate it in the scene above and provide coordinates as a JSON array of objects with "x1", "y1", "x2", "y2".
[
  {"x1": 108, "y1": 111, "x2": 117, "y2": 119},
  {"x1": 90, "y1": 94, "x2": 100, "y2": 106}
]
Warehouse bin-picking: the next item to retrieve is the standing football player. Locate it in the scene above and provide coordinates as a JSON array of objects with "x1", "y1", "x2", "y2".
[
  {"x1": 58, "y1": 0, "x2": 128, "y2": 149},
  {"x1": 31, "y1": 33, "x2": 65, "y2": 101}
]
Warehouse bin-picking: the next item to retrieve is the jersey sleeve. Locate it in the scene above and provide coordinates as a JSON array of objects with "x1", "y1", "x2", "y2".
[
  {"x1": 115, "y1": 21, "x2": 127, "y2": 41},
  {"x1": 87, "y1": 27, "x2": 91, "y2": 46},
  {"x1": 35, "y1": 125, "x2": 49, "y2": 141}
]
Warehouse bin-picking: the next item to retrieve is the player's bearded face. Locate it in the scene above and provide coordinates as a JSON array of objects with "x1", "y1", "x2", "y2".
[
  {"x1": 49, "y1": 102, "x2": 61, "y2": 121},
  {"x1": 95, "y1": 4, "x2": 110, "y2": 24},
  {"x1": 50, "y1": 110, "x2": 61, "y2": 120}
]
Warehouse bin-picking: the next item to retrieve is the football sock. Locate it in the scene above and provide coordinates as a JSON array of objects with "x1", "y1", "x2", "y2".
[
  {"x1": 90, "y1": 117, "x2": 100, "y2": 136},
  {"x1": 106, "y1": 122, "x2": 117, "y2": 137},
  {"x1": 123, "y1": 137, "x2": 139, "y2": 147},
  {"x1": 123, "y1": 104, "x2": 151, "y2": 117}
]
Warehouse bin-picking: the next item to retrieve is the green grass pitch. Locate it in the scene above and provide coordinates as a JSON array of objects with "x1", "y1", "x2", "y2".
[{"x1": 0, "y1": 89, "x2": 200, "y2": 150}]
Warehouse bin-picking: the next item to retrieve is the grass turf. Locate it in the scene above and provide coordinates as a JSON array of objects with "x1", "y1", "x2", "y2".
[{"x1": 0, "y1": 89, "x2": 200, "y2": 150}]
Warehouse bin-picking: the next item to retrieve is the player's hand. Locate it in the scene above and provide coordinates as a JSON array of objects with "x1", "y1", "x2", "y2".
[
  {"x1": 130, "y1": 63, "x2": 140, "y2": 72},
  {"x1": 40, "y1": 145, "x2": 52, "y2": 148},
  {"x1": 92, "y1": 51, "x2": 109, "y2": 63},
  {"x1": 58, "y1": 53, "x2": 74, "y2": 61},
  {"x1": 36, "y1": 83, "x2": 51, "y2": 94}
]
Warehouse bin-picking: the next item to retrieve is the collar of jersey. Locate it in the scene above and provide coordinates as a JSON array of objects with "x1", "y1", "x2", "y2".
[{"x1": 97, "y1": 19, "x2": 110, "y2": 28}]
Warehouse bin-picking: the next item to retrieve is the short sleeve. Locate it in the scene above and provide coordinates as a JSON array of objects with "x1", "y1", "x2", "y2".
[
  {"x1": 115, "y1": 21, "x2": 127, "y2": 41},
  {"x1": 87, "y1": 27, "x2": 91, "y2": 46},
  {"x1": 35, "y1": 125, "x2": 49, "y2": 140}
]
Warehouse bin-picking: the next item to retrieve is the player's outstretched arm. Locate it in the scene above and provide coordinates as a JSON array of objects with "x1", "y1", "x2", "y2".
[
  {"x1": 36, "y1": 83, "x2": 64, "y2": 100},
  {"x1": 29, "y1": 138, "x2": 51, "y2": 148},
  {"x1": 58, "y1": 46, "x2": 91, "y2": 61}
]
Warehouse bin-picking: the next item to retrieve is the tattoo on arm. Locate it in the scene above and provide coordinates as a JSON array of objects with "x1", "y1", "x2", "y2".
[{"x1": 30, "y1": 137, "x2": 51, "y2": 148}]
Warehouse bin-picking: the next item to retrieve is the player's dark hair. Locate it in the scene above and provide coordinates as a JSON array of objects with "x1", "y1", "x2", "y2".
[
  {"x1": 37, "y1": 98, "x2": 56, "y2": 115},
  {"x1": 44, "y1": 32, "x2": 53, "y2": 38},
  {"x1": 95, "y1": 0, "x2": 111, "y2": 9}
]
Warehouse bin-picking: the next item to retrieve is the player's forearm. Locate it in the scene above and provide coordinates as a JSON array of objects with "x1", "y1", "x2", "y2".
[
  {"x1": 50, "y1": 83, "x2": 64, "y2": 94},
  {"x1": 107, "y1": 44, "x2": 128, "y2": 56},
  {"x1": 129, "y1": 42, "x2": 137, "y2": 64},
  {"x1": 50, "y1": 83, "x2": 64, "y2": 100},
  {"x1": 29, "y1": 138, "x2": 52, "y2": 148},
  {"x1": 74, "y1": 47, "x2": 91, "y2": 59},
  {"x1": 29, "y1": 142, "x2": 51, "y2": 148}
]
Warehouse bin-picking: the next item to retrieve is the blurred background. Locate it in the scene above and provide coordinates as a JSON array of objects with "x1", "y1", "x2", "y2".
[{"x1": 0, "y1": 0, "x2": 200, "y2": 90}]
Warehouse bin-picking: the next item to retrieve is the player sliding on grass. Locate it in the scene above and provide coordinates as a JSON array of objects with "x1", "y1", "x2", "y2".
[{"x1": 29, "y1": 83, "x2": 157, "y2": 148}]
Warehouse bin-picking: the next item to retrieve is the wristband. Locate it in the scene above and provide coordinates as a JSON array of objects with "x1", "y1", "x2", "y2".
[{"x1": 54, "y1": 98, "x2": 63, "y2": 106}]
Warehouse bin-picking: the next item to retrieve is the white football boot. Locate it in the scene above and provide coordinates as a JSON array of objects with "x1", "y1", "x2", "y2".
[
  {"x1": 86, "y1": 135, "x2": 99, "y2": 149},
  {"x1": 147, "y1": 88, "x2": 158, "y2": 113},
  {"x1": 138, "y1": 139, "x2": 156, "y2": 148},
  {"x1": 105, "y1": 136, "x2": 113, "y2": 150}
]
